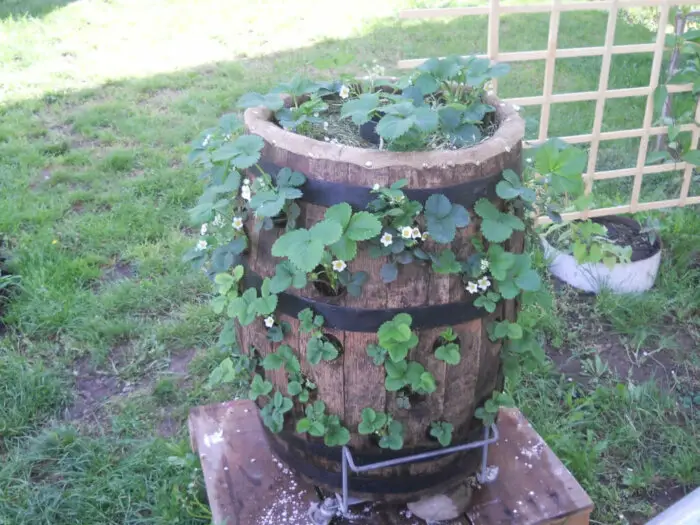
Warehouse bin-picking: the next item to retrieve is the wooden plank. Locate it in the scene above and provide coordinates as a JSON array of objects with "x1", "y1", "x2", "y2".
[
  {"x1": 188, "y1": 401, "x2": 318, "y2": 525},
  {"x1": 468, "y1": 408, "x2": 593, "y2": 525},
  {"x1": 190, "y1": 402, "x2": 593, "y2": 524}
]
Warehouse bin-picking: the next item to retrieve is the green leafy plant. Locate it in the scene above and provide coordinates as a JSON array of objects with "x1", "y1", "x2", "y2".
[
  {"x1": 429, "y1": 421, "x2": 454, "y2": 447},
  {"x1": 475, "y1": 391, "x2": 514, "y2": 426},
  {"x1": 358, "y1": 407, "x2": 389, "y2": 435},
  {"x1": 424, "y1": 194, "x2": 470, "y2": 243},
  {"x1": 377, "y1": 313, "x2": 419, "y2": 362},
  {"x1": 260, "y1": 391, "x2": 294, "y2": 433},
  {"x1": 287, "y1": 372, "x2": 316, "y2": 403},
  {"x1": 296, "y1": 400, "x2": 328, "y2": 437},
  {"x1": 248, "y1": 167, "x2": 305, "y2": 229},
  {"x1": 474, "y1": 198, "x2": 525, "y2": 243},
  {"x1": 272, "y1": 219, "x2": 343, "y2": 272},
  {"x1": 366, "y1": 343, "x2": 388, "y2": 366},
  {"x1": 249, "y1": 374, "x2": 274, "y2": 401},
  {"x1": 307, "y1": 336, "x2": 339, "y2": 365},
  {"x1": 298, "y1": 308, "x2": 325, "y2": 335},
  {"x1": 262, "y1": 345, "x2": 301, "y2": 374},
  {"x1": 384, "y1": 360, "x2": 436, "y2": 394},
  {"x1": 379, "y1": 419, "x2": 404, "y2": 450},
  {"x1": 490, "y1": 320, "x2": 523, "y2": 341},
  {"x1": 434, "y1": 340, "x2": 461, "y2": 365},
  {"x1": 296, "y1": 401, "x2": 350, "y2": 446},
  {"x1": 545, "y1": 220, "x2": 632, "y2": 269}
]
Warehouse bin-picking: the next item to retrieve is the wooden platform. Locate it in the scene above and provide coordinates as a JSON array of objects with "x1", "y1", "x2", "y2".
[{"x1": 189, "y1": 401, "x2": 593, "y2": 525}]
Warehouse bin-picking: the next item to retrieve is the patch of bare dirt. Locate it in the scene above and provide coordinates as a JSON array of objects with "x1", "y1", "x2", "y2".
[
  {"x1": 99, "y1": 260, "x2": 135, "y2": 284},
  {"x1": 168, "y1": 348, "x2": 196, "y2": 375},
  {"x1": 65, "y1": 356, "x2": 125, "y2": 420}
]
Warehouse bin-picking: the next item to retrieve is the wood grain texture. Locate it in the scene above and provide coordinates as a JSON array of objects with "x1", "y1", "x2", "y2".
[
  {"x1": 468, "y1": 408, "x2": 593, "y2": 525},
  {"x1": 238, "y1": 97, "x2": 525, "y2": 499},
  {"x1": 189, "y1": 401, "x2": 592, "y2": 525}
]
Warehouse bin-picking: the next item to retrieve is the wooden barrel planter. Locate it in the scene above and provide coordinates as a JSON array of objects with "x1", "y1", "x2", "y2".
[{"x1": 240, "y1": 99, "x2": 525, "y2": 502}]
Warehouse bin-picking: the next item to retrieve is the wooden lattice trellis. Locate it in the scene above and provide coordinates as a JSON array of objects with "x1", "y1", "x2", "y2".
[{"x1": 398, "y1": 0, "x2": 700, "y2": 222}]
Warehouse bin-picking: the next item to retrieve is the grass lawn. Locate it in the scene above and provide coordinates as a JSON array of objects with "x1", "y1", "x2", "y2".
[{"x1": 0, "y1": 1, "x2": 698, "y2": 524}]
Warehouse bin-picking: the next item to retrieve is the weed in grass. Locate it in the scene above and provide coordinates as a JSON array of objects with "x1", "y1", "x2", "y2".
[{"x1": 153, "y1": 378, "x2": 178, "y2": 405}]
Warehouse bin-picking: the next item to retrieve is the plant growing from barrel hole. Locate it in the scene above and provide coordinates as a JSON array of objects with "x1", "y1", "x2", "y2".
[
  {"x1": 298, "y1": 308, "x2": 339, "y2": 365},
  {"x1": 287, "y1": 372, "x2": 316, "y2": 403},
  {"x1": 296, "y1": 400, "x2": 351, "y2": 446},
  {"x1": 260, "y1": 391, "x2": 294, "y2": 433},
  {"x1": 377, "y1": 313, "x2": 419, "y2": 363},
  {"x1": 358, "y1": 409, "x2": 405, "y2": 450},
  {"x1": 434, "y1": 327, "x2": 461, "y2": 365},
  {"x1": 429, "y1": 421, "x2": 454, "y2": 447}
]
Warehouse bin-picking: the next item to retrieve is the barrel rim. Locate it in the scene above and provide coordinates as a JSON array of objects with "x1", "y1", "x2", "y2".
[{"x1": 243, "y1": 95, "x2": 524, "y2": 174}]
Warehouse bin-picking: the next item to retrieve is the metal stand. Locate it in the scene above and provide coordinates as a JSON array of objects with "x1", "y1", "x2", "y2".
[{"x1": 308, "y1": 424, "x2": 499, "y2": 524}]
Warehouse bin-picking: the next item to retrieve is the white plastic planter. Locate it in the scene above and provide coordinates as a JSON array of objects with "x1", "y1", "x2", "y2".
[{"x1": 541, "y1": 216, "x2": 661, "y2": 294}]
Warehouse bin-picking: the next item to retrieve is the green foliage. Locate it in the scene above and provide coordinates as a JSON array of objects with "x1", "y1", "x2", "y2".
[
  {"x1": 296, "y1": 401, "x2": 350, "y2": 446},
  {"x1": 496, "y1": 169, "x2": 536, "y2": 203},
  {"x1": 378, "y1": 419, "x2": 404, "y2": 450},
  {"x1": 434, "y1": 342, "x2": 461, "y2": 365},
  {"x1": 377, "y1": 313, "x2": 419, "y2": 363},
  {"x1": 325, "y1": 203, "x2": 382, "y2": 261},
  {"x1": 358, "y1": 408, "x2": 389, "y2": 435},
  {"x1": 430, "y1": 249, "x2": 462, "y2": 274},
  {"x1": 248, "y1": 167, "x2": 305, "y2": 220},
  {"x1": 384, "y1": 360, "x2": 436, "y2": 394},
  {"x1": 287, "y1": 372, "x2": 316, "y2": 403},
  {"x1": 296, "y1": 400, "x2": 327, "y2": 437},
  {"x1": 429, "y1": 421, "x2": 453, "y2": 447},
  {"x1": 475, "y1": 391, "x2": 515, "y2": 426},
  {"x1": 207, "y1": 355, "x2": 256, "y2": 390},
  {"x1": 306, "y1": 336, "x2": 339, "y2": 365},
  {"x1": 490, "y1": 320, "x2": 523, "y2": 341},
  {"x1": 260, "y1": 391, "x2": 293, "y2": 433},
  {"x1": 261, "y1": 345, "x2": 301, "y2": 374},
  {"x1": 474, "y1": 291, "x2": 501, "y2": 313},
  {"x1": 337, "y1": 270, "x2": 369, "y2": 297},
  {"x1": 474, "y1": 199, "x2": 525, "y2": 243},
  {"x1": 546, "y1": 220, "x2": 633, "y2": 269},
  {"x1": 366, "y1": 343, "x2": 388, "y2": 366},
  {"x1": 248, "y1": 374, "x2": 273, "y2": 401},
  {"x1": 298, "y1": 308, "x2": 324, "y2": 334},
  {"x1": 424, "y1": 194, "x2": 470, "y2": 243},
  {"x1": 272, "y1": 219, "x2": 342, "y2": 272},
  {"x1": 269, "y1": 261, "x2": 308, "y2": 294}
]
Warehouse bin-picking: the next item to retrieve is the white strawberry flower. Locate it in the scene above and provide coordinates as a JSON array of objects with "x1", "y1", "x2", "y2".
[
  {"x1": 466, "y1": 281, "x2": 479, "y2": 294},
  {"x1": 339, "y1": 85, "x2": 350, "y2": 99},
  {"x1": 200, "y1": 223, "x2": 208, "y2": 235},
  {"x1": 332, "y1": 260, "x2": 347, "y2": 272},
  {"x1": 323, "y1": 121, "x2": 329, "y2": 130},
  {"x1": 477, "y1": 276, "x2": 491, "y2": 291},
  {"x1": 196, "y1": 240, "x2": 208, "y2": 251},
  {"x1": 411, "y1": 227, "x2": 421, "y2": 239},
  {"x1": 380, "y1": 232, "x2": 393, "y2": 247},
  {"x1": 480, "y1": 259, "x2": 490, "y2": 271},
  {"x1": 421, "y1": 231, "x2": 429, "y2": 241},
  {"x1": 264, "y1": 316, "x2": 275, "y2": 328},
  {"x1": 372, "y1": 183, "x2": 380, "y2": 191},
  {"x1": 241, "y1": 185, "x2": 251, "y2": 201},
  {"x1": 400, "y1": 226, "x2": 413, "y2": 239},
  {"x1": 243, "y1": 178, "x2": 250, "y2": 185},
  {"x1": 232, "y1": 217, "x2": 244, "y2": 230}
]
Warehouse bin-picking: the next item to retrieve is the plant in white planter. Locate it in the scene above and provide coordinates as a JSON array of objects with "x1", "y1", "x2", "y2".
[{"x1": 530, "y1": 140, "x2": 662, "y2": 294}]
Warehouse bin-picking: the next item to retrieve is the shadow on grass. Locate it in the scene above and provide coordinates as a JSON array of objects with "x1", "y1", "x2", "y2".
[{"x1": 0, "y1": 0, "x2": 77, "y2": 20}]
